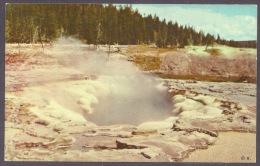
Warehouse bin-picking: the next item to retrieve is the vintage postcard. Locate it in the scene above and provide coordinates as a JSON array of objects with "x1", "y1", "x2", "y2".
[{"x1": 4, "y1": 2, "x2": 257, "y2": 163}]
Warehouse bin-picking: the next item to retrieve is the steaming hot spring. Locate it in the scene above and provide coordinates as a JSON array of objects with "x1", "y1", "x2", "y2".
[
  {"x1": 78, "y1": 75, "x2": 173, "y2": 125},
  {"x1": 5, "y1": 39, "x2": 256, "y2": 162},
  {"x1": 46, "y1": 48, "x2": 175, "y2": 126}
]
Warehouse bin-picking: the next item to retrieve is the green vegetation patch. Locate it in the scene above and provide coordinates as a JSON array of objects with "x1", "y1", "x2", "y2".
[
  {"x1": 205, "y1": 48, "x2": 221, "y2": 56},
  {"x1": 133, "y1": 55, "x2": 161, "y2": 71}
]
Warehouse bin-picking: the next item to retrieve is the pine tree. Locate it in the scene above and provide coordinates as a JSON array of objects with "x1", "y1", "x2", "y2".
[
  {"x1": 205, "y1": 33, "x2": 215, "y2": 50},
  {"x1": 217, "y1": 34, "x2": 221, "y2": 44},
  {"x1": 161, "y1": 19, "x2": 168, "y2": 48}
]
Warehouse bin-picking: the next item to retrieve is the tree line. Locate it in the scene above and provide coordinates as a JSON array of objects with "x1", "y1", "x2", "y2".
[{"x1": 5, "y1": 4, "x2": 256, "y2": 48}]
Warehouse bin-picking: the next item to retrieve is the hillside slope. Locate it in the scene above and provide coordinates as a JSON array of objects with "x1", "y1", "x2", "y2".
[{"x1": 127, "y1": 45, "x2": 257, "y2": 83}]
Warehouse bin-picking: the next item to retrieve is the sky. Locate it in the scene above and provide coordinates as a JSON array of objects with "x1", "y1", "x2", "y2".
[{"x1": 130, "y1": 4, "x2": 257, "y2": 41}]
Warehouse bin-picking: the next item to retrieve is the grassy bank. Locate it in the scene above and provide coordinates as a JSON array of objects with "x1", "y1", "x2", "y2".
[{"x1": 133, "y1": 55, "x2": 161, "y2": 71}]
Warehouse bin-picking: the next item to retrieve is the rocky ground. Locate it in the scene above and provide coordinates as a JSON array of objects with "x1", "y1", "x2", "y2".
[{"x1": 5, "y1": 43, "x2": 256, "y2": 162}]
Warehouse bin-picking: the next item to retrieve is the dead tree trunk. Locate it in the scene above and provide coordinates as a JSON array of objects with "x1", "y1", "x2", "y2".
[
  {"x1": 38, "y1": 29, "x2": 44, "y2": 52},
  {"x1": 39, "y1": 37, "x2": 44, "y2": 52},
  {"x1": 107, "y1": 25, "x2": 112, "y2": 61},
  {"x1": 17, "y1": 34, "x2": 24, "y2": 54},
  {"x1": 32, "y1": 26, "x2": 38, "y2": 48},
  {"x1": 108, "y1": 45, "x2": 111, "y2": 60}
]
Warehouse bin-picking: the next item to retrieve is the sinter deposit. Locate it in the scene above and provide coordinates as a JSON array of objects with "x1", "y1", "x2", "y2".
[{"x1": 5, "y1": 39, "x2": 256, "y2": 162}]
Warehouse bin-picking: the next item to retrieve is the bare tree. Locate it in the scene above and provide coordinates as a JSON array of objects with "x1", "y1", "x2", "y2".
[
  {"x1": 96, "y1": 21, "x2": 102, "y2": 50},
  {"x1": 32, "y1": 26, "x2": 38, "y2": 47},
  {"x1": 38, "y1": 28, "x2": 45, "y2": 52}
]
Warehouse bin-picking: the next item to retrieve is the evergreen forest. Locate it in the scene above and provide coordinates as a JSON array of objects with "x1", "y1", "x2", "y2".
[{"x1": 5, "y1": 4, "x2": 256, "y2": 48}]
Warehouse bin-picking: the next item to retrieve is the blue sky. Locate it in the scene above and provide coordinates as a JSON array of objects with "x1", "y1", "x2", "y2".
[{"x1": 129, "y1": 4, "x2": 257, "y2": 41}]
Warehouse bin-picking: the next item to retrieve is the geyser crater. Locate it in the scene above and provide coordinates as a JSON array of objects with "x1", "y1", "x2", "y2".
[
  {"x1": 83, "y1": 78, "x2": 173, "y2": 126},
  {"x1": 53, "y1": 37, "x2": 174, "y2": 126}
]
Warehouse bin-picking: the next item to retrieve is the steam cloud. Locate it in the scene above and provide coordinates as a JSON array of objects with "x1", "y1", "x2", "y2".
[{"x1": 50, "y1": 37, "x2": 172, "y2": 125}]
